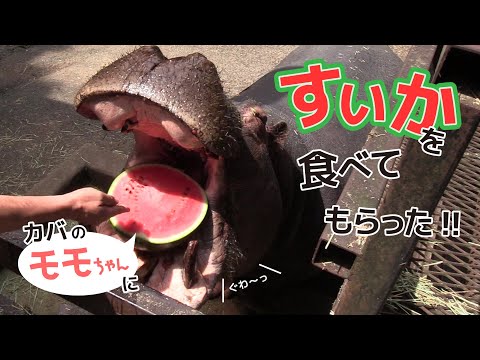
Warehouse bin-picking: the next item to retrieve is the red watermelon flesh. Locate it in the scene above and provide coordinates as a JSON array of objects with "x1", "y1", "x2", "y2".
[{"x1": 108, "y1": 164, "x2": 208, "y2": 245}]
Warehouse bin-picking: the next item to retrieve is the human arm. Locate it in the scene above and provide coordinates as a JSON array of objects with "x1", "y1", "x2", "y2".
[{"x1": 0, "y1": 187, "x2": 129, "y2": 233}]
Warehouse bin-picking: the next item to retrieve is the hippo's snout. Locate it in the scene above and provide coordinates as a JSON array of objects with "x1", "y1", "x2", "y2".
[{"x1": 75, "y1": 45, "x2": 243, "y2": 158}]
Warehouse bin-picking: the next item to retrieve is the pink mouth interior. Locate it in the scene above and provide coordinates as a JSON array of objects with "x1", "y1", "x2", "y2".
[{"x1": 81, "y1": 95, "x2": 227, "y2": 309}]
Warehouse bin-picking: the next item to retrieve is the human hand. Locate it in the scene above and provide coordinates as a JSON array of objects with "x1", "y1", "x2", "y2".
[{"x1": 63, "y1": 187, "x2": 129, "y2": 225}]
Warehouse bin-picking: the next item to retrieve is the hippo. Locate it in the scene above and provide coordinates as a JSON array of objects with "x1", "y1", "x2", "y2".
[{"x1": 75, "y1": 45, "x2": 405, "y2": 312}]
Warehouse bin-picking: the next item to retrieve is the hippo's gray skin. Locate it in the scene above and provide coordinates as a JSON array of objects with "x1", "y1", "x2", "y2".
[{"x1": 75, "y1": 45, "x2": 404, "y2": 311}]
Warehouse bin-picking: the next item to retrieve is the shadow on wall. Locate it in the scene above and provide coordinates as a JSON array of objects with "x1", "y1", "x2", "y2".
[{"x1": 0, "y1": 45, "x2": 134, "y2": 195}]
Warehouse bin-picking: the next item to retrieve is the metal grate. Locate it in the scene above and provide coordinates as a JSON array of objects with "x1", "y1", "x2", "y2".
[{"x1": 387, "y1": 124, "x2": 480, "y2": 315}]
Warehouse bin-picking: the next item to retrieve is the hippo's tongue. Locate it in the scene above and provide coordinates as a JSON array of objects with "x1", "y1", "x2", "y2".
[{"x1": 75, "y1": 45, "x2": 243, "y2": 158}]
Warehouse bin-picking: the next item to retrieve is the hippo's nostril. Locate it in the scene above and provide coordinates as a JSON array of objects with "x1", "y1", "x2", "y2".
[{"x1": 120, "y1": 119, "x2": 138, "y2": 133}]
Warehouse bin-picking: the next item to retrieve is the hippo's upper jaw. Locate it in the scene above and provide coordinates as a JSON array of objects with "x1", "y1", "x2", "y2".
[
  {"x1": 75, "y1": 46, "x2": 285, "y2": 309},
  {"x1": 75, "y1": 45, "x2": 243, "y2": 158}
]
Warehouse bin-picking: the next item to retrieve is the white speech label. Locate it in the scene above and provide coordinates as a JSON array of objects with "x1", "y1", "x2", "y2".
[{"x1": 18, "y1": 231, "x2": 138, "y2": 296}]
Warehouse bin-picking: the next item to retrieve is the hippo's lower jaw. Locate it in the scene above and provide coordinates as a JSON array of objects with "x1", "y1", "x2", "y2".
[{"x1": 81, "y1": 95, "x2": 236, "y2": 309}]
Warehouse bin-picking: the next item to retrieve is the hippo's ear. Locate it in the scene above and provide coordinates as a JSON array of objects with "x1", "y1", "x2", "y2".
[{"x1": 267, "y1": 121, "x2": 288, "y2": 146}]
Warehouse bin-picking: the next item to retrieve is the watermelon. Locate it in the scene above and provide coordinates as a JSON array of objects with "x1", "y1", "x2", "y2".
[{"x1": 108, "y1": 164, "x2": 208, "y2": 249}]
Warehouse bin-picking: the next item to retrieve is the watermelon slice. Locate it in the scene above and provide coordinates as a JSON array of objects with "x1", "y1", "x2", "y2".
[{"x1": 108, "y1": 164, "x2": 208, "y2": 249}]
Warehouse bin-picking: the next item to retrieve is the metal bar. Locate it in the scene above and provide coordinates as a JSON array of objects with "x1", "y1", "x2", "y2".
[
  {"x1": 332, "y1": 96, "x2": 480, "y2": 314},
  {"x1": 432, "y1": 45, "x2": 451, "y2": 83},
  {"x1": 312, "y1": 45, "x2": 439, "y2": 279},
  {"x1": 452, "y1": 45, "x2": 480, "y2": 55},
  {"x1": 57, "y1": 303, "x2": 93, "y2": 315},
  {"x1": 106, "y1": 285, "x2": 202, "y2": 315}
]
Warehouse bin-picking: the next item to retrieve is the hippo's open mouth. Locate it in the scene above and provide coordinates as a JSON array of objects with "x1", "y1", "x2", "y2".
[
  {"x1": 73, "y1": 46, "x2": 248, "y2": 309},
  {"x1": 77, "y1": 93, "x2": 238, "y2": 309},
  {"x1": 74, "y1": 46, "x2": 286, "y2": 310}
]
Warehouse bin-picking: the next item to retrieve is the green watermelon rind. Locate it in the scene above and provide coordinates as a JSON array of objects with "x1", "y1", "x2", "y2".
[{"x1": 108, "y1": 164, "x2": 209, "y2": 245}]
